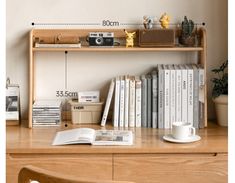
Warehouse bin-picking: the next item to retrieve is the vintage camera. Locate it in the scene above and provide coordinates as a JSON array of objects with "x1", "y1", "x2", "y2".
[{"x1": 88, "y1": 32, "x2": 114, "y2": 46}]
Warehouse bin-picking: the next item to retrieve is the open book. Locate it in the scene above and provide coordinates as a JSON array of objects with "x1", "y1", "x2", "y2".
[{"x1": 52, "y1": 128, "x2": 133, "y2": 146}]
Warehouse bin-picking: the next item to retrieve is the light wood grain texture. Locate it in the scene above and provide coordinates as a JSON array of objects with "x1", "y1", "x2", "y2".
[
  {"x1": 6, "y1": 122, "x2": 227, "y2": 154},
  {"x1": 6, "y1": 123, "x2": 227, "y2": 183},
  {"x1": 18, "y1": 165, "x2": 134, "y2": 183},
  {"x1": 7, "y1": 154, "x2": 112, "y2": 183},
  {"x1": 113, "y1": 153, "x2": 227, "y2": 183},
  {"x1": 28, "y1": 28, "x2": 207, "y2": 128},
  {"x1": 6, "y1": 120, "x2": 20, "y2": 126},
  {"x1": 28, "y1": 30, "x2": 34, "y2": 128},
  {"x1": 32, "y1": 46, "x2": 203, "y2": 52}
]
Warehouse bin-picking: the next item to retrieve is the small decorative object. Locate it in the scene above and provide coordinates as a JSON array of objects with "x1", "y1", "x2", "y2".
[
  {"x1": 6, "y1": 78, "x2": 20, "y2": 125},
  {"x1": 211, "y1": 60, "x2": 228, "y2": 126},
  {"x1": 125, "y1": 30, "x2": 136, "y2": 47},
  {"x1": 159, "y1": 13, "x2": 170, "y2": 29},
  {"x1": 179, "y1": 16, "x2": 195, "y2": 46},
  {"x1": 143, "y1": 15, "x2": 154, "y2": 29}
]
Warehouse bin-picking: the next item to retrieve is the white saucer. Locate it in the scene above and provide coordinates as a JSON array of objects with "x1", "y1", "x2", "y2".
[{"x1": 163, "y1": 134, "x2": 201, "y2": 143}]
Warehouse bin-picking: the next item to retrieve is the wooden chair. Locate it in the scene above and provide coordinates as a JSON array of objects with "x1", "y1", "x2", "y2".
[{"x1": 18, "y1": 165, "x2": 135, "y2": 183}]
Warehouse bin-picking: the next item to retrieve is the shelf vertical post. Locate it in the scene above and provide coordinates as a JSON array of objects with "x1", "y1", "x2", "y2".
[{"x1": 28, "y1": 30, "x2": 34, "y2": 128}]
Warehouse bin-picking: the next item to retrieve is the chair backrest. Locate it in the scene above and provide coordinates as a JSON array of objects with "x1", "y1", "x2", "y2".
[{"x1": 18, "y1": 165, "x2": 135, "y2": 183}]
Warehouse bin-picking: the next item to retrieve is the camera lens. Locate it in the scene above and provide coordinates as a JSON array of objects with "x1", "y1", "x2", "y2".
[{"x1": 95, "y1": 37, "x2": 103, "y2": 45}]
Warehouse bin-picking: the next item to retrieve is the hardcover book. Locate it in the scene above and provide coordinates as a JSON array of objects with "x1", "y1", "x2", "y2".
[
  {"x1": 174, "y1": 65, "x2": 182, "y2": 122},
  {"x1": 158, "y1": 65, "x2": 164, "y2": 129},
  {"x1": 101, "y1": 79, "x2": 115, "y2": 126},
  {"x1": 135, "y1": 76, "x2": 142, "y2": 127},
  {"x1": 168, "y1": 65, "x2": 176, "y2": 128},
  {"x1": 185, "y1": 65, "x2": 194, "y2": 126},
  {"x1": 113, "y1": 76, "x2": 121, "y2": 127},
  {"x1": 124, "y1": 75, "x2": 130, "y2": 127},
  {"x1": 146, "y1": 74, "x2": 152, "y2": 128},
  {"x1": 163, "y1": 65, "x2": 170, "y2": 129},
  {"x1": 119, "y1": 76, "x2": 125, "y2": 127},
  {"x1": 151, "y1": 70, "x2": 158, "y2": 128},
  {"x1": 129, "y1": 76, "x2": 136, "y2": 127},
  {"x1": 52, "y1": 128, "x2": 133, "y2": 146},
  {"x1": 179, "y1": 65, "x2": 188, "y2": 123},
  {"x1": 192, "y1": 64, "x2": 200, "y2": 128},
  {"x1": 141, "y1": 75, "x2": 147, "y2": 127}
]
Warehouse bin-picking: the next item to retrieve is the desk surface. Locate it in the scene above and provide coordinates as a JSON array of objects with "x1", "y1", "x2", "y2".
[{"x1": 6, "y1": 122, "x2": 228, "y2": 154}]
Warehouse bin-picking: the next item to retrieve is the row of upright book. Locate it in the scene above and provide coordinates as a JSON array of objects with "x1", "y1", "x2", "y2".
[{"x1": 101, "y1": 64, "x2": 205, "y2": 129}]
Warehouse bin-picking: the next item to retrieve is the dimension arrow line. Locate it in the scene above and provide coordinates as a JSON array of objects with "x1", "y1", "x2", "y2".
[
  {"x1": 32, "y1": 22, "x2": 100, "y2": 26},
  {"x1": 65, "y1": 51, "x2": 68, "y2": 90},
  {"x1": 64, "y1": 51, "x2": 68, "y2": 127}
]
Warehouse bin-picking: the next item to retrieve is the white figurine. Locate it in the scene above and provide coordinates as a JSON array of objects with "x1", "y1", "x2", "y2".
[{"x1": 143, "y1": 15, "x2": 154, "y2": 29}]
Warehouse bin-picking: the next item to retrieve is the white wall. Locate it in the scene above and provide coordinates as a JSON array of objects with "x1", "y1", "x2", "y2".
[{"x1": 6, "y1": 0, "x2": 228, "y2": 120}]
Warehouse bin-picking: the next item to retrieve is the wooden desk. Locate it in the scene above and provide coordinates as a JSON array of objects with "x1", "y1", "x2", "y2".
[{"x1": 6, "y1": 123, "x2": 228, "y2": 183}]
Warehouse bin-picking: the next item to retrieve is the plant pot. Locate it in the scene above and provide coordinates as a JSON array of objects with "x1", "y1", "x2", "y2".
[
  {"x1": 213, "y1": 95, "x2": 228, "y2": 126},
  {"x1": 179, "y1": 35, "x2": 195, "y2": 46}
]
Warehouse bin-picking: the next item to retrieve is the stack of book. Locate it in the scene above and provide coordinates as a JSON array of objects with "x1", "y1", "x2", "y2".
[
  {"x1": 101, "y1": 64, "x2": 205, "y2": 129},
  {"x1": 32, "y1": 100, "x2": 62, "y2": 126}
]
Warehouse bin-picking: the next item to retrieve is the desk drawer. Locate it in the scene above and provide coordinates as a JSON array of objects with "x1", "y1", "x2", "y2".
[
  {"x1": 114, "y1": 153, "x2": 227, "y2": 183},
  {"x1": 7, "y1": 153, "x2": 112, "y2": 183}
]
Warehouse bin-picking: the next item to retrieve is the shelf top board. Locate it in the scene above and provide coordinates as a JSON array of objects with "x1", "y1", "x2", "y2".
[{"x1": 32, "y1": 46, "x2": 203, "y2": 52}]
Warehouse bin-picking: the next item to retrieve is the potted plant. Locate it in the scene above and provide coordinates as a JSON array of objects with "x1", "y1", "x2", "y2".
[
  {"x1": 211, "y1": 60, "x2": 228, "y2": 126},
  {"x1": 179, "y1": 16, "x2": 195, "y2": 46}
]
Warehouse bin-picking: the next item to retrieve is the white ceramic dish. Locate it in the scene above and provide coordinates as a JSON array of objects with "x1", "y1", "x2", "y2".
[{"x1": 163, "y1": 134, "x2": 201, "y2": 143}]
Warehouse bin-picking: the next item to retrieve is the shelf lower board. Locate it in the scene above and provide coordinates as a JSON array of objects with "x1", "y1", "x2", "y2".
[{"x1": 32, "y1": 46, "x2": 203, "y2": 52}]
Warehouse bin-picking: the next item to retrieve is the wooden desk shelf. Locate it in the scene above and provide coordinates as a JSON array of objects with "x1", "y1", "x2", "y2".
[{"x1": 29, "y1": 28, "x2": 207, "y2": 128}]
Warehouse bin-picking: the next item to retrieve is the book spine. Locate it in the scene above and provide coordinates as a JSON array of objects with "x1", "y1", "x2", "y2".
[
  {"x1": 124, "y1": 76, "x2": 130, "y2": 127},
  {"x1": 113, "y1": 76, "x2": 120, "y2": 127},
  {"x1": 141, "y1": 75, "x2": 147, "y2": 127},
  {"x1": 198, "y1": 66, "x2": 205, "y2": 128},
  {"x1": 129, "y1": 77, "x2": 135, "y2": 127},
  {"x1": 164, "y1": 66, "x2": 170, "y2": 129},
  {"x1": 135, "y1": 77, "x2": 142, "y2": 127},
  {"x1": 158, "y1": 67, "x2": 164, "y2": 129},
  {"x1": 119, "y1": 77, "x2": 125, "y2": 127},
  {"x1": 193, "y1": 65, "x2": 199, "y2": 128},
  {"x1": 199, "y1": 102, "x2": 205, "y2": 128},
  {"x1": 187, "y1": 67, "x2": 194, "y2": 126},
  {"x1": 181, "y1": 66, "x2": 188, "y2": 123},
  {"x1": 169, "y1": 66, "x2": 175, "y2": 128},
  {"x1": 151, "y1": 71, "x2": 158, "y2": 128},
  {"x1": 101, "y1": 79, "x2": 115, "y2": 126},
  {"x1": 147, "y1": 75, "x2": 152, "y2": 128},
  {"x1": 175, "y1": 66, "x2": 182, "y2": 122}
]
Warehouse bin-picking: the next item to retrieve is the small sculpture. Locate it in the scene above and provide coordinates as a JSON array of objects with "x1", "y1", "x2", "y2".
[
  {"x1": 179, "y1": 16, "x2": 195, "y2": 46},
  {"x1": 143, "y1": 15, "x2": 154, "y2": 29},
  {"x1": 125, "y1": 30, "x2": 136, "y2": 48},
  {"x1": 159, "y1": 13, "x2": 170, "y2": 29}
]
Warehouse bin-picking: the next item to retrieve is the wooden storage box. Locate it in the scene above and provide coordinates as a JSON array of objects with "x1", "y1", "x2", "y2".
[
  {"x1": 69, "y1": 100, "x2": 103, "y2": 124},
  {"x1": 139, "y1": 29, "x2": 175, "y2": 47}
]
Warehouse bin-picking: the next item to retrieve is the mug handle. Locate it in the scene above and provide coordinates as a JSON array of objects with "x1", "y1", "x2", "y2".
[{"x1": 189, "y1": 127, "x2": 196, "y2": 136}]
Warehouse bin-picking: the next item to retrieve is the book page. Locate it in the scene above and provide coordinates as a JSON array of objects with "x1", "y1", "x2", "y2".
[
  {"x1": 52, "y1": 128, "x2": 95, "y2": 146},
  {"x1": 92, "y1": 130, "x2": 133, "y2": 146}
]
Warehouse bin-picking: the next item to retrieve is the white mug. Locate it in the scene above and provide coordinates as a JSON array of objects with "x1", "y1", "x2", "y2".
[{"x1": 172, "y1": 122, "x2": 196, "y2": 140}]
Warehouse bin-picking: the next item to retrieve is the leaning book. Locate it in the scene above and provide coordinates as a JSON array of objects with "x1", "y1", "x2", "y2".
[{"x1": 52, "y1": 128, "x2": 133, "y2": 146}]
